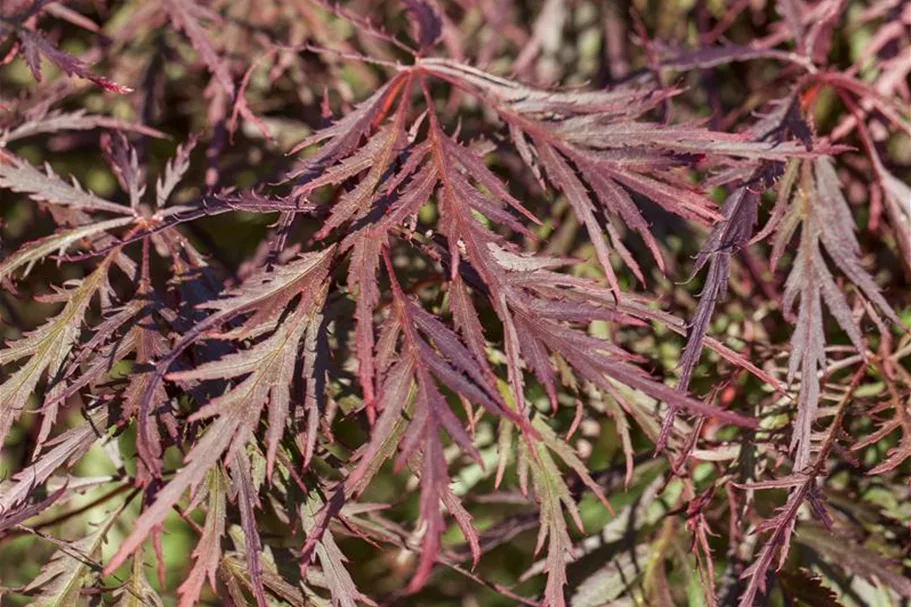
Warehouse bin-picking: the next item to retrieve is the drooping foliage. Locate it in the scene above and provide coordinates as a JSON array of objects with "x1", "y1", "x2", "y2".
[{"x1": 0, "y1": 1, "x2": 908, "y2": 606}]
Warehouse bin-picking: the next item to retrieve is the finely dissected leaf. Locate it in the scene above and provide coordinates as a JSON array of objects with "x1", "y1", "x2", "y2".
[
  {"x1": 228, "y1": 449, "x2": 267, "y2": 607},
  {"x1": 0, "y1": 256, "x2": 113, "y2": 446},
  {"x1": 532, "y1": 417, "x2": 611, "y2": 512},
  {"x1": 509, "y1": 415, "x2": 615, "y2": 607},
  {"x1": 354, "y1": 260, "x2": 513, "y2": 592},
  {"x1": 177, "y1": 468, "x2": 227, "y2": 607},
  {"x1": 0, "y1": 109, "x2": 164, "y2": 144},
  {"x1": 518, "y1": 421, "x2": 583, "y2": 607},
  {"x1": 776, "y1": 158, "x2": 900, "y2": 469},
  {"x1": 679, "y1": 179, "x2": 760, "y2": 388},
  {"x1": 346, "y1": 357, "x2": 414, "y2": 496},
  {"x1": 106, "y1": 350, "x2": 269, "y2": 575},
  {"x1": 163, "y1": 0, "x2": 235, "y2": 97},
  {"x1": 100, "y1": 133, "x2": 145, "y2": 210},
  {"x1": 346, "y1": 232, "x2": 387, "y2": 420},
  {"x1": 271, "y1": 56, "x2": 766, "y2": 494},
  {"x1": 176, "y1": 289, "x2": 325, "y2": 477},
  {"x1": 737, "y1": 369, "x2": 866, "y2": 607},
  {"x1": 658, "y1": 177, "x2": 761, "y2": 451},
  {"x1": 301, "y1": 494, "x2": 373, "y2": 607},
  {"x1": 121, "y1": 297, "x2": 171, "y2": 480},
  {"x1": 0, "y1": 407, "x2": 110, "y2": 514},
  {"x1": 195, "y1": 247, "x2": 335, "y2": 337},
  {"x1": 796, "y1": 524, "x2": 911, "y2": 598},
  {"x1": 113, "y1": 554, "x2": 164, "y2": 607},
  {"x1": 652, "y1": 89, "x2": 820, "y2": 452},
  {"x1": 23, "y1": 503, "x2": 126, "y2": 607},
  {"x1": 852, "y1": 390, "x2": 911, "y2": 475},
  {"x1": 309, "y1": 120, "x2": 407, "y2": 239},
  {"x1": 0, "y1": 486, "x2": 66, "y2": 538},
  {"x1": 105, "y1": 254, "x2": 332, "y2": 575},
  {"x1": 0, "y1": 216, "x2": 133, "y2": 282},
  {"x1": 0, "y1": 132, "x2": 204, "y2": 285},
  {"x1": 428, "y1": 104, "x2": 754, "y2": 434},
  {"x1": 156, "y1": 134, "x2": 199, "y2": 207},
  {"x1": 535, "y1": 141, "x2": 625, "y2": 295},
  {"x1": 0, "y1": 6, "x2": 131, "y2": 92},
  {"x1": 220, "y1": 552, "x2": 311, "y2": 607},
  {"x1": 287, "y1": 75, "x2": 410, "y2": 173},
  {"x1": 415, "y1": 57, "x2": 815, "y2": 282},
  {"x1": 510, "y1": 305, "x2": 756, "y2": 430},
  {"x1": 298, "y1": 301, "x2": 328, "y2": 470}
]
